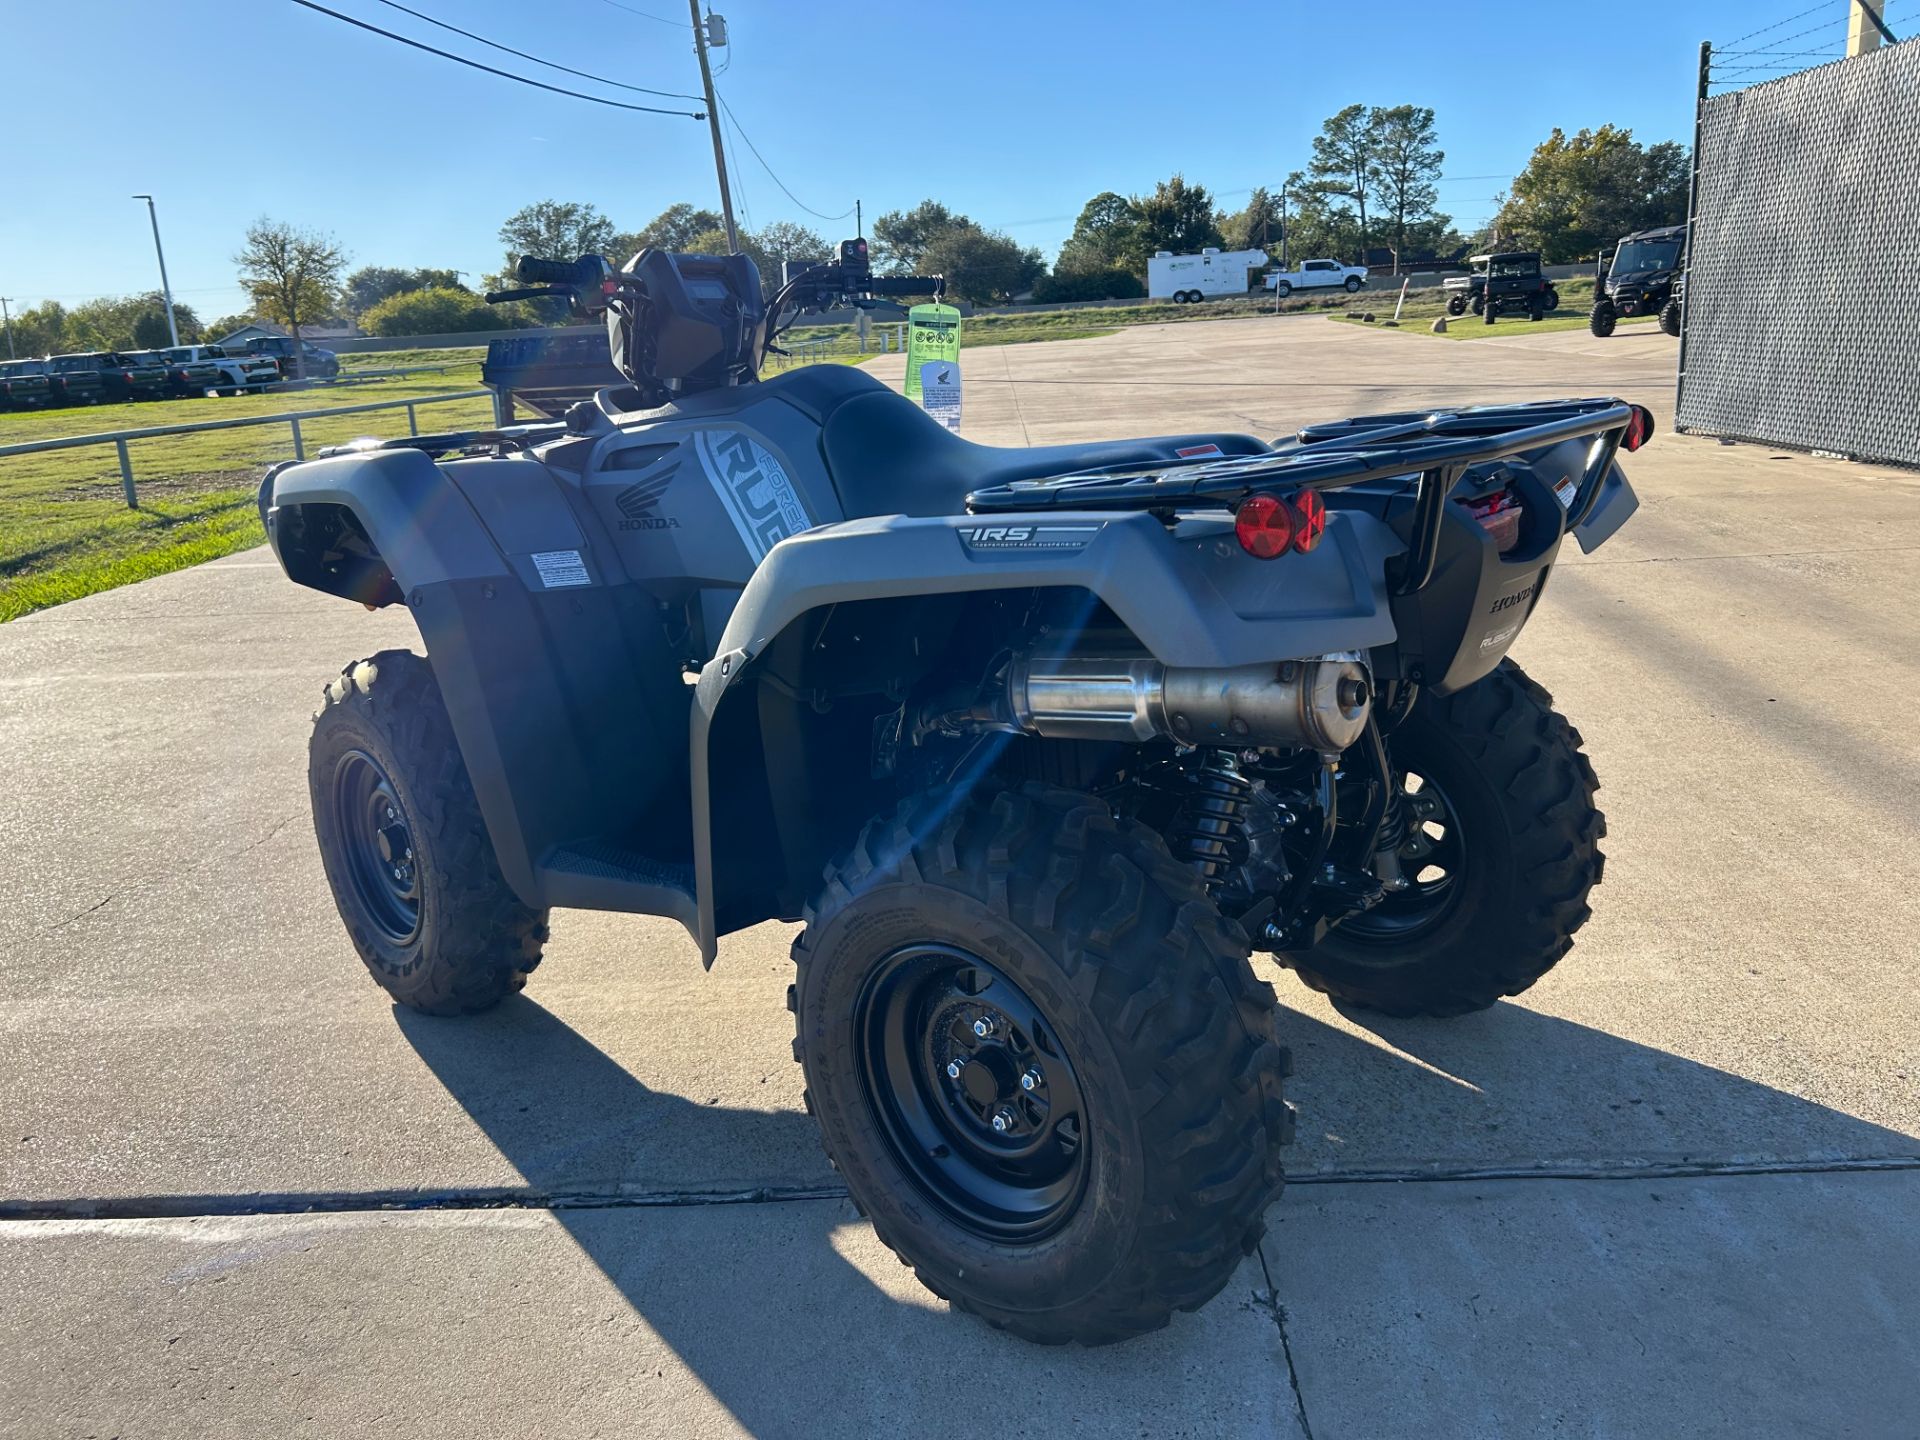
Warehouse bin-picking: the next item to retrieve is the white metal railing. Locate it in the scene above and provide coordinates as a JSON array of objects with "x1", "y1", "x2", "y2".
[{"x1": 0, "y1": 389, "x2": 499, "y2": 509}]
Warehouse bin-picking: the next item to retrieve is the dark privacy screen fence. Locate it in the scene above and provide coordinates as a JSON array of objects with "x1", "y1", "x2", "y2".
[{"x1": 1678, "y1": 39, "x2": 1920, "y2": 468}]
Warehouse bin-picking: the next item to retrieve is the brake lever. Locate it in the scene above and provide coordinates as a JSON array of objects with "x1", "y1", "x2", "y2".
[{"x1": 485, "y1": 285, "x2": 566, "y2": 304}]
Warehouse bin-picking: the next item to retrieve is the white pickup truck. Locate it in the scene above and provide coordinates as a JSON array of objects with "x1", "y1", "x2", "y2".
[
  {"x1": 160, "y1": 344, "x2": 282, "y2": 396},
  {"x1": 1265, "y1": 260, "x2": 1369, "y2": 296}
]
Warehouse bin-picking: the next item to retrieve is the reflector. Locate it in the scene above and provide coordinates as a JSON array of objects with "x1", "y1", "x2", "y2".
[{"x1": 1234, "y1": 493, "x2": 1293, "y2": 559}]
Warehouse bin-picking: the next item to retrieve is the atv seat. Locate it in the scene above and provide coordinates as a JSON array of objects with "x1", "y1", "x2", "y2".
[{"x1": 798, "y1": 367, "x2": 1268, "y2": 520}]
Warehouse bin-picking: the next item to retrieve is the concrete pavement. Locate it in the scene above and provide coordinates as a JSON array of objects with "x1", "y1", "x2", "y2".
[{"x1": 3, "y1": 316, "x2": 1917, "y2": 1436}]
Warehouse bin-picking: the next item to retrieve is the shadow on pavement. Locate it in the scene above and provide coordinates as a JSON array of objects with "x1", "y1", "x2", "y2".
[{"x1": 397, "y1": 992, "x2": 1917, "y2": 1433}]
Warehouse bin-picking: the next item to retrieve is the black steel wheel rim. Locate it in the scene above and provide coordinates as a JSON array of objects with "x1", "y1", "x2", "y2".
[
  {"x1": 854, "y1": 943, "x2": 1091, "y2": 1243},
  {"x1": 1340, "y1": 771, "x2": 1468, "y2": 942},
  {"x1": 331, "y1": 749, "x2": 421, "y2": 944}
]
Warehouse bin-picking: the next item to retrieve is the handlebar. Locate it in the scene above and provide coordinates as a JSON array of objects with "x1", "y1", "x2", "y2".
[
  {"x1": 514, "y1": 255, "x2": 589, "y2": 285},
  {"x1": 862, "y1": 275, "x2": 945, "y2": 298},
  {"x1": 485, "y1": 286, "x2": 561, "y2": 304}
]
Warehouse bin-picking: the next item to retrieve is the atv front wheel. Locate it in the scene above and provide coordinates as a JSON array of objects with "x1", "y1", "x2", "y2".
[
  {"x1": 792, "y1": 784, "x2": 1292, "y2": 1345},
  {"x1": 1659, "y1": 298, "x2": 1682, "y2": 336},
  {"x1": 1283, "y1": 661, "x2": 1605, "y2": 1017},
  {"x1": 309, "y1": 650, "x2": 548, "y2": 1015},
  {"x1": 1446, "y1": 294, "x2": 1466, "y2": 316},
  {"x1": 1589, "y1": 301, "x2": 1618, "y2": 337}
]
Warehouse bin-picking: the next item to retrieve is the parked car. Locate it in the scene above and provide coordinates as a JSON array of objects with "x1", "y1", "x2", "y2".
[
  {"x1": 0, "y1": 358, "x2": 55, "y2": 410},
  {"x1": 100, "y1": 351, "x2": 174, "y2": 402},
  {"x1": 44, "y1": 353, "x2": 110, "y2": 405},
  {"x1": 140, "y1": 348, "x2": 226, "y2": 397},
  {"x1": 1265, "y1": 259, "x2": 1369, "y2": 297},
  {"x1": 161, "y1": 344, "x2": 281, "y2": 396},
  {"x1": 1445, "y1": 256, "x2": 1561, "y2": 317},
  {"x1": 243, "y1": 335, "x2": 341, "y2": 379}
]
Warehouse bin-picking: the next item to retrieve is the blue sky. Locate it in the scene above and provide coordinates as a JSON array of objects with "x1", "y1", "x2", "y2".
[{"x1": 0, "y1": 0, "x2": 1851, "y2": 320}]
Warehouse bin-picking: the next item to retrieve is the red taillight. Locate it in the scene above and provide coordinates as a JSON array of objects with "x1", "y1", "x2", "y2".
[
  {"x1": 123, "y1": 371, "x2": 134, "y2": 381},
  {"x1": 1291, "y1": 489, "x2": 1326, "y2": 553},
  {"x1": 1235, "y1": 493, "x2": 1293, "y2": 559},
  {"x1": 1465, "y1": 490, "x2": 1524, "y2": 553},
  {"x1": 1621, "y1": 404, "x2": 1655, "y2": 452}
]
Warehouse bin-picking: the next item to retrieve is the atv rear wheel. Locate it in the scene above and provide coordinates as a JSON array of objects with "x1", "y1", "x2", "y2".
[
  {"x1": 792, "y1": 783, "x2": 1291, "y2": 1345},
  {"x1": 1283, "y1": 661, "x2": 1605, "y2": 1018},
  {"x1": 1589, "y1": 301, "x2": 1618, "y2": 337},
  {"x1": 1659, "y1": 298, "x2": 1682, "y2": 336},
  {"x1": 1446, "y1": 294, "x2": 1466, "y2": 316},
  {"x1": 309, "y1": 650, "x2": 547, "y2": 1015}
]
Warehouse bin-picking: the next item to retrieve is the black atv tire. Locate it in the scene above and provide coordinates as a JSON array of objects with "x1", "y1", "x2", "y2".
[
  {"x1": 1544, "y1": 287, "x2": 1561, "y2": 311},
  {"x1": 791, "y1": 783, "x2": 1292, "y2": 1346},
  {"x1": 1446, "y1": 293, "x2": 1467, "y2": 316},
  {"x1": 1528, "y1": 296, "x2": 1545, "y2": 321},
  {"x1": 1283, "y1": 661, "x2": 1605, "y2": 1018},
  {"x1": 1589, "y1": 302, "x2": 1618, "y2": 337},
  {"x1": 1659, "y1": 298, "x2": 1682, "y2": 337},
  {"x1": 308, "y1": 650, "x2": 548, "y2": 1015}
]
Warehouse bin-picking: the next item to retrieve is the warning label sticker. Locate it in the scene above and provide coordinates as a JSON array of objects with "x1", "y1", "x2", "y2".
[{"x1": 531, "y1": 550, "x2": 591, "y2": 588}]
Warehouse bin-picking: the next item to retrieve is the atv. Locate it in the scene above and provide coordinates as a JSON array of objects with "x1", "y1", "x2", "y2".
[
  {"x1": 259, "y1": 236, "x2": 1647, "y2": 1346},
  {"x1": 1444, "y1": 252, "x2": 1560, "y2": 319},
  {"x1": 1590, "y1": 224, "x2": 1686, "y2": 337}
]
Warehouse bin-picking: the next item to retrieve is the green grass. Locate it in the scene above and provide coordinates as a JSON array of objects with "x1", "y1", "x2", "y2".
[{"x1": 0, "y1": 358, "x2": 502, "y2": 622}]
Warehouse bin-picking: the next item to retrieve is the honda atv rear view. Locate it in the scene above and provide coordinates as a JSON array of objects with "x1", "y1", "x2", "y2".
[{"x1": 259, "y1": 235, "x2": 1646, "y2": 1345}]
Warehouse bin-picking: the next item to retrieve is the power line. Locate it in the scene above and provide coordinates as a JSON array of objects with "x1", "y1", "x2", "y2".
[
  {"x1": 713, "y1": 93, "x2": 856, "y2": 221},
  {"x1": 285, "y1": 0, "x2": 705, "y2": 118},
  {"x1": 594, "y1": 0, "x2": 689, "y2": 27},
  {"x1": 368, "y1": 0, "x2": 702, "y2": 100}
]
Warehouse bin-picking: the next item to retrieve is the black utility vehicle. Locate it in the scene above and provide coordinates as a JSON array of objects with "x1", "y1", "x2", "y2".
[
  {"x1": 0, "y1": 359, "x2": 55, "y2": 410},
  {"x1": 1590, "y1": 224, "x2": 1686, "y2": 337},
  {"x1": 44, "y1": 354, "x2": 109, "y2": 405},
  {"x1": 259, "y1": 239, "x2": 1647, "y2": 1346},
  {"x1": 1444, "y1": 252, "x2": 1560, "y2": 319},
  {"x1": 244, "y1": 335, "x2": 341, "y2": 379}
]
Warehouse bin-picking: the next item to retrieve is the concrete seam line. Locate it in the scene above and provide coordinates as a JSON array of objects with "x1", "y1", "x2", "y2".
[
  {"x1": 1253, "y1": 1245, "x2": 1317, "y2": 1440},
  {"x1": 5, "y1": 1157, "x2": 1917, "y2": 1225}
]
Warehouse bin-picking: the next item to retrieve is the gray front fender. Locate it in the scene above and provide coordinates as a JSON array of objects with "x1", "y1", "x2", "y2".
[{"x1": 687, "y1": 508, "x2": 1403, "y2": 961}]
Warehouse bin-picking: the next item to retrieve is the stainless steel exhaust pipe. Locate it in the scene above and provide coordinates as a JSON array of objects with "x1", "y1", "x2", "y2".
[{"x1": 1008, "y1": 652, "x2": 1372, "y2": 754}]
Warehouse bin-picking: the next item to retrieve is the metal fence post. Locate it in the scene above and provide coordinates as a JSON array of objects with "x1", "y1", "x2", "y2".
[
  {"x1": 115, "y1": 438, "x2": 137, "y2": 509},
  {"x1": 406, "y1": 402, "x2": 418, "y2": 435},
  {"x1": 289, "y1": 417, "x2": 305, "y2": 461}
]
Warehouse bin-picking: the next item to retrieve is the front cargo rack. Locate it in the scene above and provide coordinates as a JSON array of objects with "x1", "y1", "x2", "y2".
[{"x1": 965, "y1": 396, "x2": 1643, "y2": 596}]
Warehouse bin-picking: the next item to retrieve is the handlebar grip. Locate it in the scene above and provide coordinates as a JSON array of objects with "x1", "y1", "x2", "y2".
[
  {"x1": 864, "y1": 275, "x2": 944, "y2": 297},
  {"x1": 514, "y1": 255, "x2": 583, "y2": 285}
]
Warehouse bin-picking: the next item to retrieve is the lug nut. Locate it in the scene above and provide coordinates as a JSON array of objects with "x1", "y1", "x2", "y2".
[
  {"x1": 991, "y1": 1108, "x2": 1017, "y2": 1134},
  {"x1": 946, "y1": 1060, "x2": 964, "y2": 1080},
  {"x1": 972, "y1": 1016, "x2": 994, "y2": 1039},
  {"x1": 1020, "y1": 1069, "x2": 1042, "y2": 1092}
]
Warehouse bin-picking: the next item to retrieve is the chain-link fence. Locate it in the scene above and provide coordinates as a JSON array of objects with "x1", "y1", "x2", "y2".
[{"x1": 1677, "y1": 32, "x2": 1920, "y2": 467}]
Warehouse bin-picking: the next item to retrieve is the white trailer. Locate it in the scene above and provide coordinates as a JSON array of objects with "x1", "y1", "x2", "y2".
[{"x1": 1147, "y1": 247, "x2": 1269, "y2": 303}]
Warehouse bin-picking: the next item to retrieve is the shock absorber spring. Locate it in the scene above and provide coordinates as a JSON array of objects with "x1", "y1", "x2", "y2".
[{"x1": 1171, "y1": 750, "x2": 1255, "y2": 882}]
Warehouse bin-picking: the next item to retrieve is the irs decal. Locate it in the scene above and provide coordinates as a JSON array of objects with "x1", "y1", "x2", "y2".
[
  {"x1": 692, "y1": 430, "x2": 810, "y2": 562},
  {"x1": 958, "y1": 523, "x2": 1104, "y2": 552}
]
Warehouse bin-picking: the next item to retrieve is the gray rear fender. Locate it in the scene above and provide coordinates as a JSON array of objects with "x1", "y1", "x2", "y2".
[{"x1": 688, "y1": 507, "x2": 1404, "y2": 962}]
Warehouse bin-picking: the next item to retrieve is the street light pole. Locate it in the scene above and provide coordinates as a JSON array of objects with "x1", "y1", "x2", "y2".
[
  {"x1": 132, "y1": 194, "x2": 180, "y2": 348},
  {"x1": 1, "y1": 297, "x2": 15, "y2": 360},
  {"x1": 687, "y1": 3, "x2": 738, "y2": 252}
]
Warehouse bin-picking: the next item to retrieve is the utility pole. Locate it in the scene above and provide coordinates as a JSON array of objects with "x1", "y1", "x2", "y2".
[
  {"x1": 856, "y1": 199, "x2": 862, "y2": 239},
  {"x1": 132, "y1": 195, "x2": 180, "y2": 348},
  {"x1": 1848, "y1": 0, "x2": 1894, "y2": 55},
  {"x1": 1279, "y1": 184, "x2": 1289, "y2": 270},
  {"x1": 688, "y1": 2, "x2": 738, "y2": 252},
  {"x1": 1, "y1": 297, "x2": 15, "y2": 360}
]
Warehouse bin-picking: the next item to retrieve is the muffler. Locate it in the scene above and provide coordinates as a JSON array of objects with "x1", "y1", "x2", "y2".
[{"x1": 1007, "y1": 652, "x2": 1372, "y2": 754}]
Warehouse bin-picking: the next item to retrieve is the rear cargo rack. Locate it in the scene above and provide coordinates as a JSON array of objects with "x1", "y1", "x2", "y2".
[{"x1": 965, "y1": 396, "x2": 1638, "y2": 596}]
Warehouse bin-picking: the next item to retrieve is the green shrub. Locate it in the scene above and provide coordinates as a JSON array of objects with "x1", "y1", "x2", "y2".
[
  {"x1": 1032, "y1": 268, "x2": 1146, "y2": 303},
  {"x1": 363, "y1": 286, "x2": 529, "y2": 337}
]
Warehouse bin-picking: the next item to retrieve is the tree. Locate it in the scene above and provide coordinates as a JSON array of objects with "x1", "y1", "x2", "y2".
[
  {"x1": 1309, "y1": 104, "x2": 1380, "y2": 257},
  {"x1": 1368, "y1": 105, "x2": 1444, "y2": 266},
  {"x1": 1224, "y1": 186, "x2": 1285, "y2": 252},
  {"x1": 56, "y1": 292, "x2": 203, "y2": 350},
  {"x1": 204, "y1": 312, "x2": 258, "y2": 343},
  {"x1": 1494, "y1": 126, "x2": 1691, "y2": 262},
  {"x1": 1131, "y1": 175, "x2": 1224, "y2": 266},
  {"x1": 235, "y1": 218, "x2": 347, "y2": 376},
  {"x1": 754, "y1": 220, "x2": 830, "y2": 278},
  {"x1": 608, "y1": 202, "x2": 725, "y2": 260},
  {"x1": 1054, "y1": 191, "x2": 1142, "y2": 275},
  {"x1": 498, "y1": 200, "x2": 617, "y2": 270},
  {"x1": 871, "y1": 200, "x2": 963, "y2": 274},
  {"x1": 363, "y1": 286, "x2": 527, "y2": 337},
  {"x1": 919, "y1": 225, "x2": 1044, "y2": 304},
  {"x1": 341, "y1": 265, "x2": 465, "y2": 317}
]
